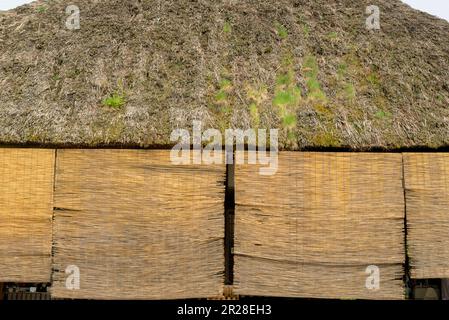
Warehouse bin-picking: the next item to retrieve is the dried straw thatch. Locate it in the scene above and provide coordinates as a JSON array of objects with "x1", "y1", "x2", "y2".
[
  {"x1": 0, "y1": 148, "x2": 54, "y2": 283},
  {"x1": 404, "y1": 153, "x2": 449, "y2": 279},
  {"x1": 234, "y1": 152, "x2": 405, "y2": 299},
  {"x1": 0, "y1": 0, "x2": 448, "y2": 150},
  {"x1": 51, "y1": 150, "x2": 225, "y2": 299}
]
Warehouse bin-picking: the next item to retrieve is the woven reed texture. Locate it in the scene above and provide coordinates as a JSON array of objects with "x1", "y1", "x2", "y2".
[
  {"x1": 404, "y1": 153, "x2": 449, "y2": 279},
  {"x1": 0, "y1": 148, "x2": 54, "y2": 282},
  {"x1": 51, "y1": 150, "x2": 225, "y2": 299},
  {"x1": 234, "y1": 152, "x2": 405, "y2": 299}
]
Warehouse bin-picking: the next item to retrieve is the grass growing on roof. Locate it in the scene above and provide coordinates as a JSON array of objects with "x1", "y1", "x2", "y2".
[
  {"x1": 367, "y1": 72, "x2": 380, "y2": 86},
  {"x1": 303, "y1": 55, "x2": 327, "y2": 102},
  {"x1": 275, "y1": 22, "x2": 288, "y2": 39},
  {"x1": 219, "y1": 78, "x2": 232, "y2": 90},
  {"x1": 375, "y1": 110, "x2": 392, "y2": 119},
  {"x1": 273, "y1": 89, "x2": 300, "y2": 106},
  {"x1": 102, "y1": 92, "x2": 126, "y2": 109},
  {"x1": 283, "y1": 113, "x2": 297, "y2": 127},
  {"x1": 276, "y1": 70, "x2": 294, "y2": 86},
  {"x1": 223, "y1": 21, "x2": 232, "y2": 34},
  {"x1": 327, "y1": 31, "x2": 338, "y2": 39},
  {"x1": 249, "y1": 103, "x2": 260, "y2": 128},
  {"x1": 215, "y1": 90, "x2": 227, "y2": 102},
  {"x1": 272, "y1": 54, "x2": 302, "y2": 145},
  {"x1": 298, "y1": 15, "x2": 310, "y2": 37},
  {"x1": 213, "y1": 75, "x2": 234, "y2": 130},
  {"x1": 337, "y1": 63, "x2": 347, "y2": 79},
  {"x1": 303, "y1": 24, "x2": 310, "y2": 37},
  {"x1": 335, "y1": 61, "x2": 356, "y2": 100},
  {"x1": 344, "y1": 83, "x2": 356, "y2": 100},
  {"x1": 246, "y1": 84, "x2": 268, "y2": 129},
  {"x1": 214, "y1": 77, "x2": 232, "y2": 104}
]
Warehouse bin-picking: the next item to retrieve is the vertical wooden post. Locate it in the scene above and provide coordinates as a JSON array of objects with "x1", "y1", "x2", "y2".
[{"x1": 224, "y1": 151, "x2": 235, "y2": 286}]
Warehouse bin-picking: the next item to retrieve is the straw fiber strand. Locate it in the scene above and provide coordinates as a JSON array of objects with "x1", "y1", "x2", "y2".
[
  {"x1": 51, "y1": 150, "x2": 225, "y2": 299},
  {"x1": 404, "y1": 153, "x2": 449, "y2": 279},
  {"x1": 0, "y1": 148, "x2": 55, "y2": 282},
  {"x1": 234, "y1": 152, "x2": 405, "y2": 299}
]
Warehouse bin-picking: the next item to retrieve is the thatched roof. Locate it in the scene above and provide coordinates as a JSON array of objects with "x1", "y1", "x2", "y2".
[{"x1": 0, "y1": 0, "x2": 448, "y2": 150}]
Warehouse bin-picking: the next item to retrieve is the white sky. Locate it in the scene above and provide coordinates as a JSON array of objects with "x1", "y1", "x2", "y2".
[
  {"x1": 0, "y1": 0, "x2": 448, "y2": 22},
  {"x1": 0, "y1": 0, "x2": 33, "y2": 10},
  {"x1": 0, "y1": 0, "x2": 35, "y2": 11},
  {"x1": 402, "y1": 0, "x2": 449, "y2": 21}
]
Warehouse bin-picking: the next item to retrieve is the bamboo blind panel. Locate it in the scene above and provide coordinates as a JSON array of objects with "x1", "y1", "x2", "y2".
[
  {"x1": 51, "y1": 150, "x2": 225, "y2": 299},
  {"x1": 234, "y1": 152, "x2": 405, "y2": 300},
  {"x1": 0, "y1": 148, "x2": 54, "y2": 283},
  {"x1": 404, "y1": 153, "x2": 449, "y2": 279}
]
